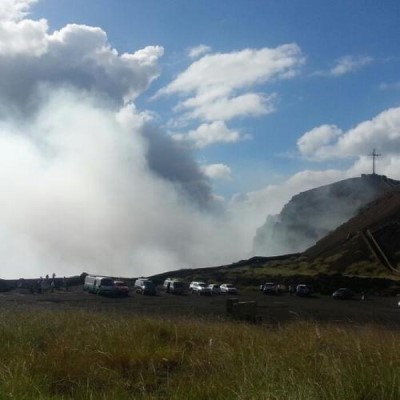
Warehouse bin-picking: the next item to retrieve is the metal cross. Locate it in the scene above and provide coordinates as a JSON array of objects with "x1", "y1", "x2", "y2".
[{"x1": 368, "y1": 148, "x2": 381, "y2": 175}]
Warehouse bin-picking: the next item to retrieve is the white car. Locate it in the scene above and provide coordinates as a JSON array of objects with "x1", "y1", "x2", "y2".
[
  {"x1": 220, "y1": 283, "x2": 237, "y2": 295},
  {"x1": 190, "y1": 282, "x2": 211, "y2": 295},
  {"x1": 208, "y1": 284, "x2": 221, "y2": 295}
]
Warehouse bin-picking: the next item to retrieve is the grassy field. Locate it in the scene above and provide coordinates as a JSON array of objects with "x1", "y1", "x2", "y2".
[{"x1": 0, "y1": 309, "x2": 399, "y2": 399}]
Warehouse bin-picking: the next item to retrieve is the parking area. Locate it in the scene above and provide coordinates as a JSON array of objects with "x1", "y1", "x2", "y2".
[{"x1": 1, "y1": 286, "x2": 399, "y2": 327}]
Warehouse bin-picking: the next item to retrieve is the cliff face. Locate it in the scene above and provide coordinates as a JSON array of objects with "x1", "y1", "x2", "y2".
[{"x1": 253, "y1": 174, "x2": 400, "y2": 256}]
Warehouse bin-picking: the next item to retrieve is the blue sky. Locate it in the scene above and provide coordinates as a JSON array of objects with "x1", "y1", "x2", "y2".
[
  {"x1": 30, "y1": 0, "x2": 400, "y2": 196},
  {"x1": 0, "y1": 0, "x2": 400, "y2": 278}
]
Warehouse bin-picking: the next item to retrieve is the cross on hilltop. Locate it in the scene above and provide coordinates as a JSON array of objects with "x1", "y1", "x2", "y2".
[{"x1": 368, "y1": 148, "x2": 381, "y2": 175}]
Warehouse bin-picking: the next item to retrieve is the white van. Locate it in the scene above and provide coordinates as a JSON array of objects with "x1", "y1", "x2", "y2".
[
  {"x1": 84, "y1": 275, "x2": 97, "y2": 292},
  {"x1": 163, "y1": 278, "x2": 185, "y2": 294},
  {"x1": 94, "y1": 277, "x2": 115, "y2": 295},
  {"x1": 84, "y1": 275, "x2": 114, "y2": 295}
]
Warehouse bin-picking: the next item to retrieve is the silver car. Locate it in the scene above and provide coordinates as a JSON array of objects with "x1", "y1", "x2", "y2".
[
  {"x1": 190, "y1": 282, "x2": 211, "y2": 295},
  {"x1": 220, "y1": 283, "x2": 238, "y2": 295}
]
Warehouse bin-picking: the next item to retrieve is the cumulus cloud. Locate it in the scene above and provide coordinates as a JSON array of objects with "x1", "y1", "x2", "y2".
[
  {"x1": 0, "y1": 5, "x2": 164, "y2": 115},
  {"x1": 0, "y1": 0, "x2": 37, "y2": 21},
  {"x1": 188, "y1": 44, "x2": 211, "y2": 59},
  {"x1": 158, "y1": 44, "x2": 304, "y2": 123},
  {"x1": 297, "y1": 107, "x2": 400, "y2": 160},
  {"x1": 329, "y1": 55, "x2": 373, "y2": 76},
  {"x1": 201, "y1": 164, "x2": 232, "y2": 180},
  {"x1": 172, "y1": 121, "x2": 245, "y2": 148},
  {"x1": 297, "y1": 124, "x2": 343, "y2": 159}
]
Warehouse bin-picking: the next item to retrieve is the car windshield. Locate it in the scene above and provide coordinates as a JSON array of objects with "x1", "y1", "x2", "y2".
[
  {"x1": 225, "y1": 284, "x2": 233, "y2": 288},
  {"x1": 101, "y1": 279, "x2": 114, "y2": 286},
  {"x1": 144, "y1": 282, "x2": 154, "y2": 287},
  {"x1": 115, "y1": 282, "x2": 126, "y2": 287},
  {"x1": 198, "y1": 283, "x2": 206, "y2": 287},
  {"x1": 173, "y1": 282, "x2": 183, "y2": 288}
]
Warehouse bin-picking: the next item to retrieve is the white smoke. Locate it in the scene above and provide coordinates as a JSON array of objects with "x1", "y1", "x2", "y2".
[
  {"x1": 0, "y1": 1, "x2": 246, "y2": 278},
  {"x1": 0, "y1": 89, "x2": 250, "y2": 278}
]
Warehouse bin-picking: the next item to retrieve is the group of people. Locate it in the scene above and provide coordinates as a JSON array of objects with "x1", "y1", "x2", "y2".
[{"x1": 30, "y1": 273, "x2": 68, "y2": 293}]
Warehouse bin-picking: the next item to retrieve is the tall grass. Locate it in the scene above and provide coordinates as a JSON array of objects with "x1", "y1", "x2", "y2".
[{"x1": 0, "y1": 309, "x2": 399, "y2": 399}]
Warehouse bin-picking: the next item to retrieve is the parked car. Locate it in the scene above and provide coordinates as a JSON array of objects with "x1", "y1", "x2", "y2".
[
  {"x1": 261, "y1": 282, "x2": 279, "y2": 295},
  {"x1": 190, "y1": 282, "x2": 211, "y2": 295},
  {"x1": 163, "y1": 278, "x2": 185, "y2": 295},
  {"x1": 189, "y1": 281, "x2": 201, "y2": 290},
  {"x1": 332, "y1": 288, "x2": 354, "y2": 300},
  {"x1": 135, "y1": 278, "x2": 157, "y2": 295},
  {"x1": 208, "y1": 284, "x2": 221, "y2": 295},
  {"x1": 296, "y1": 284, "x2": 311, "y2": 297},
  {"x1": 220, "y1": 283, "x2": 238, "y2": 295},
  {"x1": 113, "y1": 280, "x2": 130, "y2": 297},
  {"x1": 83, "y1": 275, "x2": 97, "y2": 292},
  {"x1": 84, "y1": 275, "x2": 114, "y2": 295}
]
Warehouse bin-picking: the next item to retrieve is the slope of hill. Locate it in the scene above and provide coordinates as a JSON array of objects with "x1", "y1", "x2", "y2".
[
  {"x1": 253, "y1": 174, "x2": 400, "y2": 256},
  {"x1": 304, "y1": 188, "x2": 400, "y2": 275}
]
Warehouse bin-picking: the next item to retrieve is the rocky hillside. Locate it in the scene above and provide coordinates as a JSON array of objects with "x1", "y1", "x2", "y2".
[
  {"x1": 253, "y1": 174, "x2": 400, "y2": 256},
  {"x1": 304, "y1": 188, "x2": 400, "y2": 275}
]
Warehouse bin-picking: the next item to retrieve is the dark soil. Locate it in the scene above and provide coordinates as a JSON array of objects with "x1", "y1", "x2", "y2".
[{"x1": 1, "y1": 285, "x2": 399, "y2": 328}]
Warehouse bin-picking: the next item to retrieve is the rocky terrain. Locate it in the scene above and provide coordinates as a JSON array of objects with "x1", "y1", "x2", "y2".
[
  {"x1": 305, "y1": 186, "x2": 400, "y2": 275},
  {"x1": 253, "y1": 174, "x2": 400, "y2": 256}
]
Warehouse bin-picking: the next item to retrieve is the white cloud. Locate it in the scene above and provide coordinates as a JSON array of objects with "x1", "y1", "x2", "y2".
[
  {"x1": 0, "y1": 4, "x2": 164, "y2": 113},
  {"x1": 162, "y1": 44, "x2": 304, "y2": 95},
  {"x1": 0, "y1": 16, "x2": 48, "y2": 56},
  {"x1": 201, "y1": 163, "x2": 232, "y2": 180},
  {"x1": 0, "y1": 0, "x2": 37, "y2": 21},
  {"x1": 329, "y1": 55, "x2": 373, "y2": 76},
  {"x1": 297, "y1": 107, "x2": 400, "y2": 160},
  {"x1": 188, "y1": 44, "x2": 211, "y2": 59},
  {"x1": 172, "y1": 121, "x2": 244, "y2": 148},
  {"x1": 158, "y1": 44, "x2": 304, "y2": 122},
  {"x1": 178, "y1": 92, "x2": 276, "y2": 122},
  {"x1": 297, "y1": 124, "x2": 343, "y2": 159}
]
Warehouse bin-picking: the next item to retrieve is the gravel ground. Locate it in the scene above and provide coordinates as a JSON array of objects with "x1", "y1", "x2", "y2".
[{"x1": 1, "y1": 286, "x2": 399, "y2": 327}]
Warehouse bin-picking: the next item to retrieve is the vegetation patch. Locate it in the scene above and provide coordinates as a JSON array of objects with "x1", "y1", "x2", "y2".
[{"x1": 0, "y1": 310, "x2": 399, "y2": 399}]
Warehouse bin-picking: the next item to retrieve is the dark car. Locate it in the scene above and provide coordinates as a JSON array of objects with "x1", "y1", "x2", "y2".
[
  {"x1": 332, "y1": 288, "x2": 355, "y2": 300},
  {"x1": 135, "y1": 279, "x2": 157, "y2": 295},
  {"x1": 113, "y1": 280, "x2": 130, "y2": 297},
  {"x1": 261, "y1": 282, "x2": 279, "y2": 295},
  {"x1": 296, "y1": 284, "x2": 312, "y2": 297}
]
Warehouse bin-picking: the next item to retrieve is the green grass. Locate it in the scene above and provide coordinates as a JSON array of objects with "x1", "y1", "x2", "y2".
[{"x1": 0, "y1": 310, "x2": 399, "y2": 399}]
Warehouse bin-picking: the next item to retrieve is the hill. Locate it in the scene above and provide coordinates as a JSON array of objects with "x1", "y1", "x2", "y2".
[
  {"x1": 149, "y1": 180, "x2": 400, "y2": 293},
  {"x1": 304, "y1": 187, "x2": 400, "y2": 275},
  {"x1": 253, "y1": 174, "x2": 400, "y2": 256}
]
